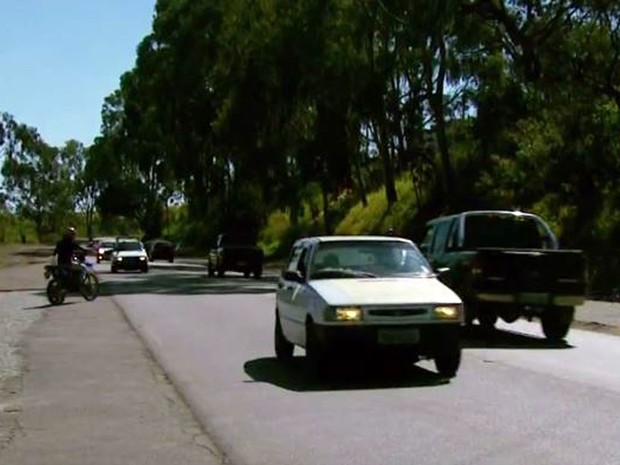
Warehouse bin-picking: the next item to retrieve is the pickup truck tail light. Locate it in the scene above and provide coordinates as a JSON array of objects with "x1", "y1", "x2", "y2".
[{"x1": 470, "y1": 257, "x2": 483, "y2": 277}]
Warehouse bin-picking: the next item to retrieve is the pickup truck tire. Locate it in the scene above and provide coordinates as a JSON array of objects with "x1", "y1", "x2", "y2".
[
  {"x1": 433, "y1": 333, "x2": 461, "y2": 378},
  {"x1": 275, "y1": 310, "x2": 294, "y2": 362},
  {"x1": 478, "y1": 308, "x2": 498, "y2": 332},
  {"x1": 253, "y1": 268, "x2": 262, "y2": 279},
  {"x1": 541, "y1": 306, "x2": 574, "y2": 341}
]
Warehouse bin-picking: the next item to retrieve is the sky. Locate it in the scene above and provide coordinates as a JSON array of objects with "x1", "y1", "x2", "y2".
[{"x1": 0, "y1": 0, "x2": 156, "y2": 148}]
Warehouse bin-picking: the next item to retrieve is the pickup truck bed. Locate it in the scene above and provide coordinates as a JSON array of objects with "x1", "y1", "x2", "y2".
[{"x1": 468, "y1": 248, "x2": 585, "y2": 305}]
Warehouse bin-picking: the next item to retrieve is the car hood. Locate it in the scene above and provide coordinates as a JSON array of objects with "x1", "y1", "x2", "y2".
[
  {"x1": 115, "y1": 251, "x2": 147, "y2": 258},
  {"x1": 309, "y1": 277, "x2": 461, "y2": 306}
]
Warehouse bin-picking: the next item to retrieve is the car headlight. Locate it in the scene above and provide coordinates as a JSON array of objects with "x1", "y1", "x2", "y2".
[
  {"x1": 116, "y1": 257, "x2": 123, "y2": 262},
  {"x1": 327, "y1": 306, "x2": 363, "y2": 322},
  {"x1": 139, "y1": 256, "x2": 146, "y2": 261},
  {"x1": 434, "y1": 305, "x2": 460, "y2": 319},
  {"x1": 98, "y1": 248, "x2": 104, "y2": 254}
]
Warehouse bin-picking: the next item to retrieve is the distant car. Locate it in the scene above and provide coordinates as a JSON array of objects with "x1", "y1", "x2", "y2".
[
  {"x1": 94, "y1": 237, "x2": 117, "y2": 263},
  {"x1": 208, "y1": 233, "x2": 264, "y2": 279},
  {"x1": 144, "y1": 239, "x2": 175, "y2": 263},
  {"x1": 111, "y1": 239, "x2": 149, "y2": 273},
  {"x1": 275, "y1": 236, "x2": 464, "y2": 378}
]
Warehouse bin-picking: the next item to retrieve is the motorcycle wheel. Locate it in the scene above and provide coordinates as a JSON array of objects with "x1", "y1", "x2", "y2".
[
  {"x1": 80, "y1": 272, "x2": 100, "y2": 301},
  {"x1": 47, "y1": 280, "x2": 66, "y2": 305}
]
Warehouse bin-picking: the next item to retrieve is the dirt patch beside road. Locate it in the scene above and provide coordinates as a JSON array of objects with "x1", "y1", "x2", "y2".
[{"x1": 0, "y1": 245, "x2": 53, "y2": 270}]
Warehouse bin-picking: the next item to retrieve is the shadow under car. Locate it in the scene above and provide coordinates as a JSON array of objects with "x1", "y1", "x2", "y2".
[{"x1": 243, "y1": 356, "x2": 450, "y2": 392}]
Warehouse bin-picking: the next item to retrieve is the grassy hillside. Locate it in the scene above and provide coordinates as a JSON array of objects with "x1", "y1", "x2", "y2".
[
  {"x1": 259, "y1": 175, "x2": 424, "y2": 259},
  {"x1": 335, "y1": 177, "x2": 419, "y2": 236}
]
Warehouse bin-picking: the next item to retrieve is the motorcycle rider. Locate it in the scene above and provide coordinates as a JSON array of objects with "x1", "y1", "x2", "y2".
[{"x1": 53, "y1": 227, "x2": 88, "y2": 283}]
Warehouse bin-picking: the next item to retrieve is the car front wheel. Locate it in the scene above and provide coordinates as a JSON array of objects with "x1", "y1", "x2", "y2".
[
  {"x1": 305, "y1": 320, "x2": 328, "y2": 378},
  {"x1": 433, "y1": 330, "x2": 461, "y2": 378},
  {"x1": 274, "y1": 310, "x2": 294, "y2": 362}
]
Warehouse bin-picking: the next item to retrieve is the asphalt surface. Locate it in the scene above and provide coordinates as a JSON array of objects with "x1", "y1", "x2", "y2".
[
  {"x1": 1, "y1": 259, "x2": 620, "y2": 465},
  {"x1": 0, "y1": 263, "x2": 223, "y2": 465},
  {"x1": 104, "y1": 263, "x2": 620, "y2": 465}
]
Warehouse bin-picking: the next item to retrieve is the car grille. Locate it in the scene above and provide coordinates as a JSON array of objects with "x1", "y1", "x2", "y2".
[
  {"x1": 122, "y1": 257, "x2": 141, "y2": 267},
  {"x1": 368, "y1": 308, "x2": 428, "y2": 317}
]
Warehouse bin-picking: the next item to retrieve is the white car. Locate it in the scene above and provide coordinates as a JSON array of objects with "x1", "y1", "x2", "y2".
[
  {"x1": 275, "y1": 236, "x2": 464, "y2": 378},
  {"x1": 111, "y1": 240, "x2": 149, "y2": 273}
]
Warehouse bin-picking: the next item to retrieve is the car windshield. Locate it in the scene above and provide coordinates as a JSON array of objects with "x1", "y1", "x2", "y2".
[
  {"x1": 309, "y1": 240, "x2": 433, "y2": 279},
  {"x1": 464, "y1": 214, "x2": 552, "y2": 249},
  {"x1": 117, "y1": 241, "x2": 143, "y2": 252}
]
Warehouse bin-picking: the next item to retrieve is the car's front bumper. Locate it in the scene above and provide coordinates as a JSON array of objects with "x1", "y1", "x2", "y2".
[
  {"x1": 312, "y1": 323, "x2": 460, "y2": 355},
  {"x1": 112, "y1": 258, "x2": 148, "y2": 270}
]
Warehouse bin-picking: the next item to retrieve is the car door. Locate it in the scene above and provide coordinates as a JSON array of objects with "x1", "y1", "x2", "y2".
[
  {"x1": 277, "y1": 243, "x2": 305, "y2": 344},
  {"x1": 287, "y1": 245, "x2": 314, "y2": 346},
  {"x1": 426, "y1": 219, "x2": 452, "y2": 269}
]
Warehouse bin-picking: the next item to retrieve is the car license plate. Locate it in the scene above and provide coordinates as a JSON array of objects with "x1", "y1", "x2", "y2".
[
  {"x1": 378, "y1": 328, "x2": 420, "y2": 345},
  {"x1": 518, "y1": 293, "x2": 549, "y2": 305}
]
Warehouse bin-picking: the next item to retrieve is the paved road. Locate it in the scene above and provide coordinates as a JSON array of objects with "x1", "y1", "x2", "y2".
[
  {"x1": 99, "y1": 263, "x2": 620, "y2": 465},
  {"x1": 0, "y1": 263, "x2": 222, "y2": 465}
]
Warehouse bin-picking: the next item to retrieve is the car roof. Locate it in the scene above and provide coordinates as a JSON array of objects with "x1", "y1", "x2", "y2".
[
  {"x1": 297, "y1": 235, "x2": 413, "y2": 245},
  {"x1": 426, "y1": 210, "x2": 540, "y2": 225}
]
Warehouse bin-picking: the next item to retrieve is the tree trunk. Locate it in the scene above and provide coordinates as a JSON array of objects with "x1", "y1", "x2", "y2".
[
  {"x1": 321, "y1": 179, "x2": 331, "y2": 234},
  {"x1": 373, "y1": 119, "x2": 398, "y2": 207},
  {"x1": 424, "y1": 36, "x2": 455, "y2": 209},
  {"x1": 355, "y1": 151, "x2": 368, "y2": 207}
]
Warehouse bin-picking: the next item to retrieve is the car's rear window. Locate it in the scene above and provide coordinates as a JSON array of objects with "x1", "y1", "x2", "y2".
[{"x1": 463, "y1": 214, "x2": 549, "y2": 249}]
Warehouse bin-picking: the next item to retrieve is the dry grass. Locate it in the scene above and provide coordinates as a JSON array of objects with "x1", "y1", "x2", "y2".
[{"x1": 0, "y1": 244, "x2": 54, "y2": 269}]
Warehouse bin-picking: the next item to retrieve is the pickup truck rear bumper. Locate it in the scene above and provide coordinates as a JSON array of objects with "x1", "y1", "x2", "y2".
[{"x1": 477, "y1": 292, "x2": 584, "y2": 307}]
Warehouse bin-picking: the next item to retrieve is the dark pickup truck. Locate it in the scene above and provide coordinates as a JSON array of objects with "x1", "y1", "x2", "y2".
[
  {"x1": 207, "y1": 233, "x2": 264, "y2": 279},
  {"x1": 420, "y1": 210, "x2": 586, "y2": 341}
]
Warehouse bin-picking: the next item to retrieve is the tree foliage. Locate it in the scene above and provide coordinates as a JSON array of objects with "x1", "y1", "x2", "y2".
[{"x1": 3, "y1": 0, "x2": 620, "y2": 262}]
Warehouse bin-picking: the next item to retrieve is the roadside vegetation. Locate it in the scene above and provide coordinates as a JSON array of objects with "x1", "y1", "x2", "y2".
[{"x1": 2, "y1": 1, "x2": 620, "y2": 291}]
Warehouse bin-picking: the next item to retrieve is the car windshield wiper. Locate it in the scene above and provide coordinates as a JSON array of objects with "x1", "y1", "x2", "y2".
[{"x1": 312, "y1": 268, "x2": 377, "y2": 279}]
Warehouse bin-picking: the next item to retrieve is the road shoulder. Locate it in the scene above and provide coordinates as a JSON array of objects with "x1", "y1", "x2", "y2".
[{"x1": 0, "y1": 292, "x2": 224, "y2": 465}]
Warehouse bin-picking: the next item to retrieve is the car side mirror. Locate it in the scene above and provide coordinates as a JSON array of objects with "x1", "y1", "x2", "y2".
[
  {"x1": 435, "y1": 267, "x2": 450, "y2": 278},
  {"x1": 282, "y1": 270, "x2": 304, "y2": 283}
]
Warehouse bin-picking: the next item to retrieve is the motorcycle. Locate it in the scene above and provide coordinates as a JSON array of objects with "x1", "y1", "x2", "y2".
[{"x1": 44, "y1": 253, "x2": 100, "y2": 305}]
